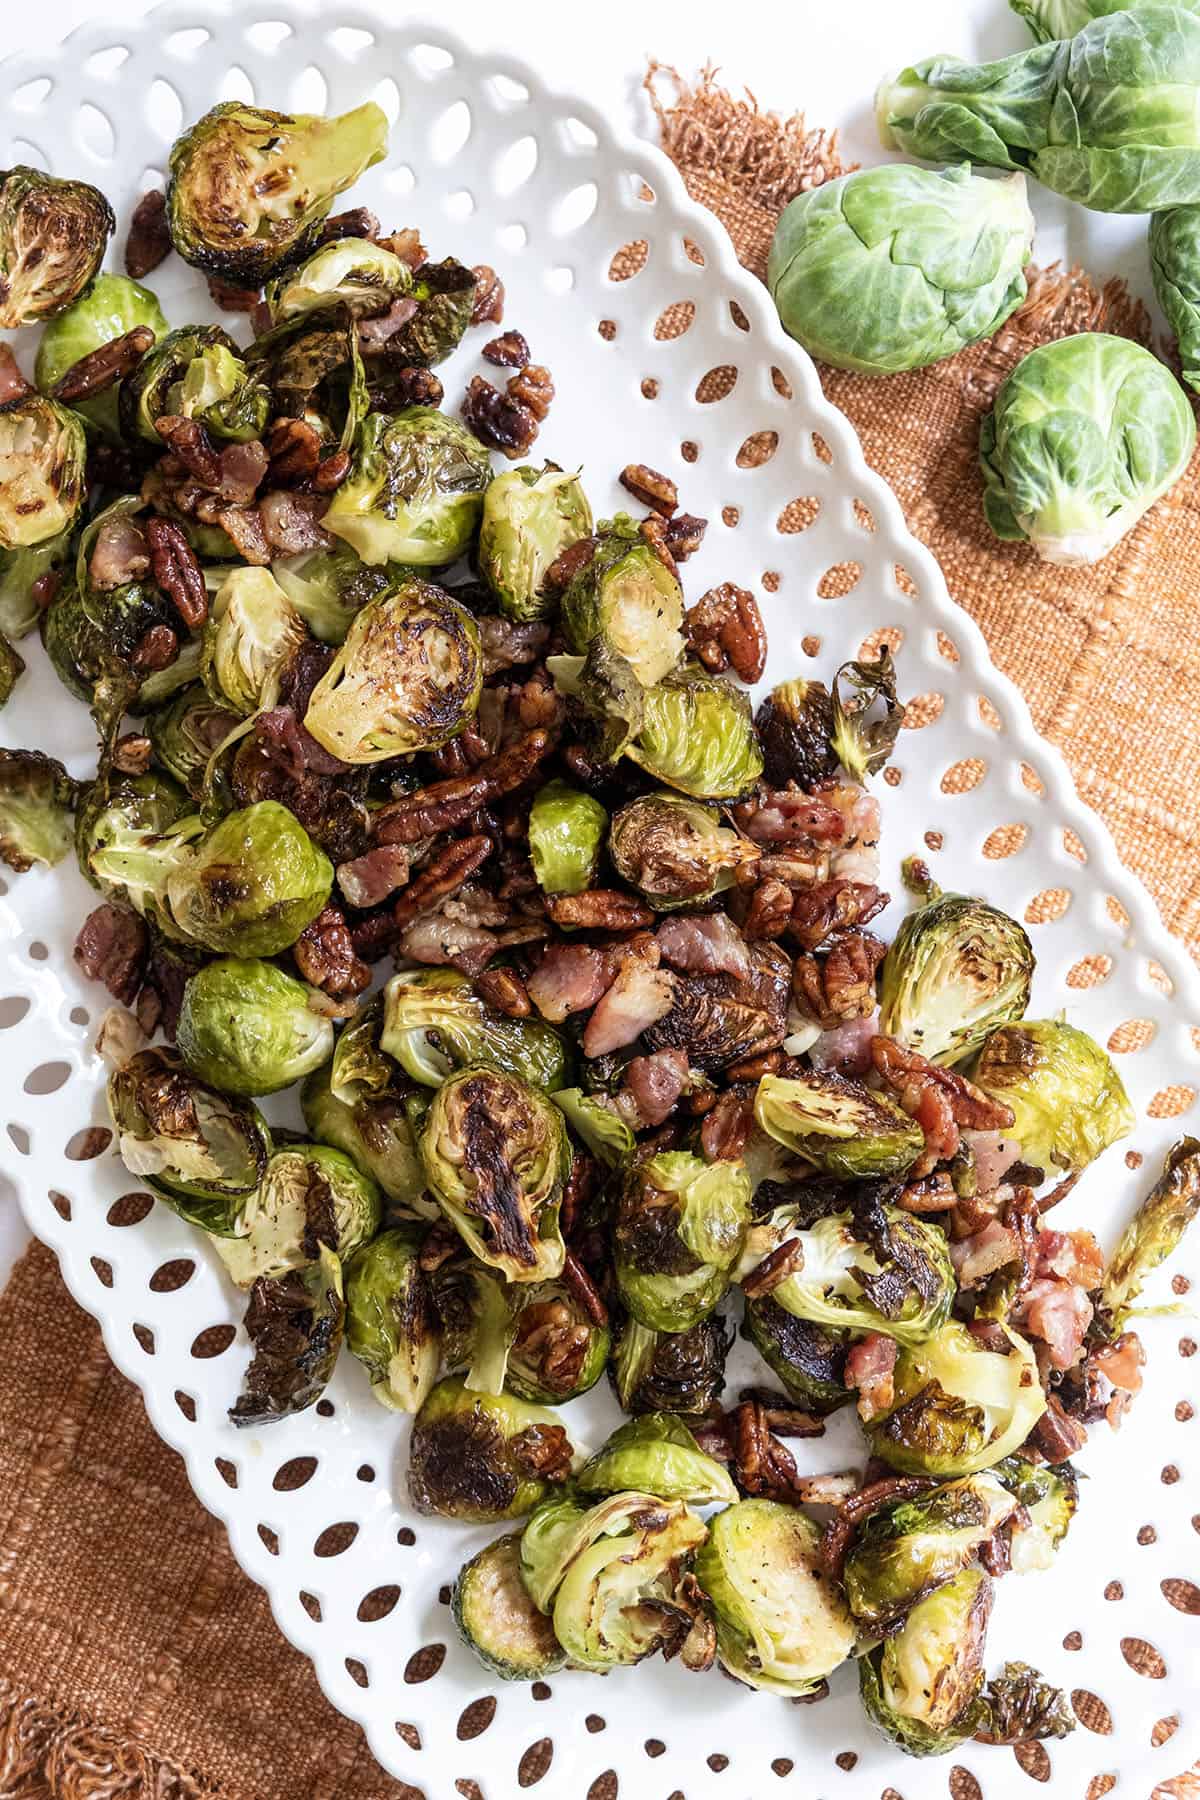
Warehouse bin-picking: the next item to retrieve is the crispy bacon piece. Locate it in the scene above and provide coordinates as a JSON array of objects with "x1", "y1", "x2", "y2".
[
  {"x1": 582, "y1": 937, "x2": 674, "y2": 1058},
  {"x1": 623, "y1": 1048, "x2": 690, "y2": 1127},
  {"x1": 656, "y1": 912, "x2": 752, "y2": 980},
  {"x1": 872, "y1": 1035, "x2": 1015, "y2": 1177},
  {"x1": 527, "y1": 942, "x2": 616, "y2": 1024},
  {"x1": 844, "y1": 1332, "x2": 898, "y2": 1422}
]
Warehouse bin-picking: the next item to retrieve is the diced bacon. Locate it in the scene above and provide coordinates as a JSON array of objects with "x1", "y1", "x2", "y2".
[
  {"x1": 89, "y1": 515, "x2": 151, "y2": 590},
  {"x1": 656, "y1": 912, "x2": 752, "y2": 979},
  {"x1": 622, "y1": 1048, "x2": 690, "y2": 1126},
  {"x1": 844, "y1": 1332, "x2": 898, "y2": 1422},
  {"x1": 962, "y1": 1129, "x2": 1024, "y2": 1196},
  {"x1": 397, "y1": 913, "x2": 496, "y2": 977},
  {"x1": 744, "y1": 790, "x2": 847, "y2": 846},
  {"x1": 583, "y1": 945, "x2": 674, "y2": 1058},
  {"x1": 950, "y1": 1220, "x2": 1019, "y2": 1287},
  {"x1": 258, "y1": 489, "x2": 332, "y2": 554},
  {"x1": 826, "y1": 785, "x2": 882, "y2": 885},
  {"x1": 1034, "y1": 1228, "x2": 1104, "y2": 1290},
  {"x1": 336, "y1": 845, "x2": 411, "y2": 910},
  {"x1": 1014, "y1": 1278, "x2": 1093, "y2": 1370},
  {"x1": 1091, "y1": 1330, "x2": 1145, "y2": 1395},
  {"x1": 807, "y1": 1013, "x2": 877, "y2": 1075},
  {"x1": 527, "y1": 942, "x2": 615, "y2": 1023}
]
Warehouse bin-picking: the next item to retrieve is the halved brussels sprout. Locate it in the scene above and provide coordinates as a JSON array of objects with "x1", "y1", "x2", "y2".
[
  {"x1": 754, "y1": 676, "x2": 838, "y2": 790},
  {"x1": 867, "y1": 1320, "x2": 1047, "y2": 1477},
  {"x1": 344, "y1": 1224, "x2": 440, "y2": 1413},
  {"x1": 145, "y1": 684, "x2": 240, "y2": 800},
  {"x1": 477, "y1": 463, "x2": 593, "y2": 622},
  {"x1": 695, "y1": 1499, "x2": 856, "y2": 1696},
  {"x1": 434, "y1": 1255, "x2": 517, "y2": 1396},
  {"x1": 552, "y1": 1086, "x2": 636, "y2": 1169},
  {"x1": 176, "y1": 957, "x2": 334, "y2": 1097},
  {"x1": 166, "y1": 101, "x2": 388, "y2": 285},
  {"x1": 34, "y1": 272, "x2": 168, "y2": 441},
  {"x1": 754, "y1": 1070, "x2": 924, "y2": 1180},
  {"x1": 506, "y1": 1277, "x2": 610, "y2": 1405},
  {"x1": 994, "y1": 1455, "x2": 1078, "y2": 1573},
  {"x1": 860, "y1": 1564, "x2": 992, "y2": 1757},
  {"x1": 844, "y1": 1472, "x2": 1018, "y2": 1630},
  {"x1": 528, "y1": 778, "x2": 607, "y2": 896},
  {"x1": 76, "y1": 771, "x2": 193, "y2": 914},
  {"x1": 879, "y1": 893, "x2": 1035, "y2": 1066},
  {"x1": 453, "y1": 1532, "x2": 567, "y2": 1681},
  {"x1": 0, "y1": 396, "x2": 87, "y2": 550},
  {"x1": 972, "y1": 1019, "x2": 1134, "y2": 1174},
  {"x1": 577, "y1": 1413, "x2": 737, "y2": 1504},
  {"x1": 214, "y1": 1141, "x2": 381, "y2": 1288},
  {"x1": 379, "y1": 256, "x2": 477, "y2": 368},
  {"x1": 1100, "y1": 1135, "x2": 1200, "y2": 1332},
  {"x1": 382, "y1": 968, "x2": 568, "y2": 1091},
  {"x1": 615, "y1": 1150, "x2": 751, "y2": 1333},
  {"x1": 409, "y1": 1375, "x2": 578, "y2": 1520},
  {"x1": 765, "y1": 1205, "x2": 954, "y2": 1347},
  {"x1": 120, "y1": 324, "x2": 270, "y2": 445},
  {"x1": 230, "y1": 1243, "x2": 344, "y2": 1428},
  {"x1": 609, "y1": 790, "x2": 759, "y2": 909},
  {"x1": 272, "y1": 543, "x2": 402, "y2": 644},
  {"x1": 301, "y1": 1060, "x2": 432, "y2": 1215},
  {"x1": 0, "y1": 747, "x2": 77, "y2": 872},
  {"x1": 625, "y1": 667, "x2": 764, "y2": 799},
  {"x1": 610, "y1": 1313, "x2": 731, "y2": 1416},
  {"x1": 420, "y1": 1066, "x2": 569, "y2": 1283},
  {"x1": 165, "y1": 801, "x2": 333, "y2": 957},
  {"x1": 0, "y1": 166, "x2": 113, "y2": 328},
  {"x1": 742, "y1": 1297, "x2": 850, "y2": 1414},
  {"x1": 0, "y1": 522, "x2": 76, "y2": 642},
  {"x1": 244, "y1": 309, "x2": 367, "y2": 450},
  {"x1": 203, "y1": 567, "x2": 308, "y2": 718},
  {"x1": 562, "y1": 517, "x2": 684, "y2": 689},
  {"x1": 265, "y1": 236, "x2": 412, "y2": 324},
  {"x1": 323, "y1": 408, "x2": 491, "y2": 567},
  {"x1": 303, "y1": 574, "x2": 482, "y2": 762}
]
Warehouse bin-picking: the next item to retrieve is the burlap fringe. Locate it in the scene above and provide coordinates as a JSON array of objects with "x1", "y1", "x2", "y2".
[{"x1": 0, "y1": 1680, "x2": 213, "y2": 1800}]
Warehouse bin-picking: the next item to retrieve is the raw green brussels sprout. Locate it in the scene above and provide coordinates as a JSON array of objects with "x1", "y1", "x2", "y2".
[
  {"x1": 272, "y1": 543, "x2": 403, "y2": 644},
  {"x1": 527, "y1": 778, "x2": 607, "y2": 895},
  {"x1": 1099, "y1": 1135, "x2": 1200, "y2": 1332},
  {"x1": 754, "y1": 1070, "x2": 925, "y2": 1180},
  {"x1": 506, "y1": 1278, "x2": 610, "y2": 1404},
  {"x1": 166, "y1": 801, "x2": 333, "y2": 956},
  {"x1": 577, "y1": 1413, "x2": 737, "y2": 1504},
  {"x1": 972, "y1": 1018, "x2": 1133, "y2": 1173},
  {"x1": 994, "y1": 1455, "x2": 1079, "y2": 1571},
  {"x1": 754, "y1": 677, "x2": 838, "y2": 789},
  {"x1": 119, "y1": 324, "x2": 270, "y2": 445},
  {"x1": 175, "y1": 957, "x2": 334, "y2": 1097},
  {"x1": 76, "y1": 771, "x2": 193, "y2": 911},
  {"x1": 1151, "y1": 205, "x2": 1200, "y2": 392},
  {"x1": 609, "y1": 790, "x2": 759, "y2": 909},
  {"x1": 974, "y1": 1660, "x2": 1076, "y2": 1745},
  {"x1": 303, "y1": 574, "x2": 482, "y2": 761},
  {"x1": 265, "y1": 236, "x2": 412, "y2": 324},
  {"x1": 843, "y1": 1473, "x2": 1018, "y2": 1630},
  {"x1": 1011, "y1": 0, "x2": 1198, "y2": 36},
  {"x1": 615, "y1": 1150, "x2": 751, "y2": 1332},
  {"x1": 0, "y1": 166, "x2": 113, "y2": 328},
  {"x1": 610, "y1": 1313, "x2": 731, "y2": 1415},
  {"x1": 0, "y1": 523, "x2": 76, "y2": 642},
  {"x1": 344, "y1": 1225, "x2": 440, "y2": 1413},
  {"x1": 879, "y1": 893, "x2": 1035, "y2": 1066},
  {"x1": 867, "y1": 1320, "x2": 1047, "y2": 1476},
  {"x1": 145, "y1": 684, "x2": 240, "y2": 799},
  {"x1": 562, "y1": 517, "x2": 684, "y2": 689},
  {"x1": 382, "y1": 967, "x2": 568, "y2": 1090},
  {"x1": 230, "y1": 1243, "x2": 344, "y2": 1428},
  {"x1": 166, "y1": 100, "x2": 388, "y2": 284},
  {"x1": 376, "y1": 256, "x2": 477, "y2": 368},
  {"x1": 323, "y1": 408, "x2": 491, "y2": 566},
  {"x1": 695, "y1": 1499, "x2": 856, "y2": 1696},
  {"x1": 764, "y1": 1205, "x2": 954, "y2": 1347},
  {"x1": 0, "y1": 395, "x2": 87, "y2": 549},
  {"x1": 434, "y1": 1256, "x2": 518, "y2": 1396},
  {"x1": 300, "y1": 1061, "x2": 431, "y2": 1214},
  {"x1": 0, "y1": 748, "x2": 77, "y2": 872},
  {"x1": 215, "y1": 1141, "x2": 381, "y2": 1288},
  {"x1": 419, "y1": 1067, "x2": 569, "y2": 1283},
  {"x1": 453, "y1": 1532, "x2": 567, "y2": 1681},
  {"x1": 34, "y1": 272, "x2": 168, "y2": 441},
  {"x1": 409, "y1": 1375, "x2": 577, "y2": 1520},
  {"x1": 477, "y1": 463, "x2": 593, "y2": 622},
  {"x1": 768, "y1": 164, "x2": 1034, "y2": 376},
  {"x1": 859, "y1": 1564, "x2": 992, "y2": 1757},
  {"x1": 552, "y1": 1086, "x2": 636, "y2": 1168},
  {"x1": 742, "y1": 1297, "x2": 850, "y2": 1413},
  {"x1": 203, "y1": 567, "x2": 308, "y2": 717},
  {"x1": 107, "y1": 1045, "x2": 271, "y2": 1234},
  {"x1": 980, "y1": 333, "x2": 1195, "y2": 565},
  {"x1": 625, "y1": 667, "x2": 764, "y2": 799}
]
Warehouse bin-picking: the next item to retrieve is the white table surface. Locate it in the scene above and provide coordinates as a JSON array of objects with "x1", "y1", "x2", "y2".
[{"x1": 0, "y1": 0, "x2": 1164, "y2": 1289}]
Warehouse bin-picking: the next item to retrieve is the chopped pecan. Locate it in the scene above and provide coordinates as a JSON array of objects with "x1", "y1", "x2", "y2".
[
  {"x1": 0, "y1": 345, "x2": 32, "y2": 404},
  {"x1": 741, "y1": 877, "x2": 794, "y2": 941},
  {"x1": 318, "y1": 206, "x2": 380, "y2": 244},
  {"x1": 725, "y1": 1048, "x2": 784, "y2": 1081},
  {"x1": 685, "y1": 583, "x2": 767, "y2": 683},
  {"x1": 792, "y1": 930, "x2": 887, "y2": 1028},
  {"x1": 474, "y1": 966, "x2": 531, "y2": 1018},
  {"x1": 124, "y1": 189, "x2": 171, "y2": 279},
  {"x1": 637, "y1": 512, "x2": 678, "y2": 579},
  {"x1": 293, "y1": 905, "x2": 371, "y2": 1000},
  {"x1": 391, "y1": 835, "x2": 493, "y2": 926},
  {"x1": 620, "y1": 463, "x2": 678, "y2": 516},
  {"x1": 699, "y1": 1083, "x2": 756, "y2": 1163},
  {"x1": 510, "y1": 1423, "x2": 573, "y2": 1482},
  {"x1": 742, "y1": 1237, "x2": 804, "y2": 1301},
  {"x1": 462, "y1": 375, "x2": 538, "y2": 457},
  {"x1": 561, "y1": 1152, "x2": 598, "y2": 1242},
  {"x1": 482, "y1": 330, "x2": 530, "y2": 368},
  {"x1": 469, "y1": 264, "x2": 504, "y2": 326},
  {"x1": 154, "y1": 415, "x2": 223, "y2": 488},
  {"x1": 561, "y1": 1249, "x2": 609, "y2": 1327},
  {"x1": 873, "y1": 1035, "x2": 1016, "y2": 1179},
  {"x1": 663, "y1": 512, "x2": 707, "y2": 562},
  {"x1": 378, "y1": 227, "x2": 426, "y2": 268},
  {"x1": 896, "y1": 1170, "x2": 956, "y2": 1213},
  {"x1": 543, "y1": 537, "x2": 597, "y2": 596},
  {"x1": 511, "y1": 1299, "x2": 593, "y2": 1392},
  {"x1": 820, "y1": 1476, "x2": 936, "y2": 1580},
  {"x1": 266, "y1": 418, "x2": 321, "y2": 486},
  {"x1": 112, "y1": 733, "x2": 153, "y2": 776},
  {"x1": 729, "y1": 1399, "x2": 822, "y2": 1501},
  {"x1": 544, "y1": 889, "x2": 655, "y2": 932},
  {"x1": 50, "y1": 326, "x2": 154, "y2": 403},
  {"x1": 73, "y1": 904, "x2": 148, "y2": 1006},
  {"x1": 206, "y1": 274, "x2": 261, "y2": 313},
  {"x1": 312, "y1": 449, "x2": 351, "y2": 493},
  {"x1": 372, "y1": 364, "x2": 443, "y2": 409},
  {"x1": 131, "y1": 624, "x2": 178, "y2": 673},
  {"x1": 374, "y1": 730, "x2": 550, "y2": 845},
  {"x1": 145, "y1": 517, "x2": 207, "y2": 629},
  {"x1": 788, "y1": 878, "x2": 887, "y2": 951},
  {"x1": 507, "y1": 364, "x2": 553, "y2": 421}
]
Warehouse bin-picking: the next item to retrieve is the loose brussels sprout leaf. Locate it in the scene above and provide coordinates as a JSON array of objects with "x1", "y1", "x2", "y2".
[
  {"x1": 860, "y1": 1564, "x2": 992, "y2": 1757},
  {"x1": 420, "y1": 1067, "x2": 569, "y2": 1283},
  {"x1": 215, "y1": 1141, "x2": 381, "y2": 1288},
  {"x1": 505, "y1": 1277, "x2": 611, "y2": 1405},
  {"x1": 272, "y1": 543, "x2": 403, "y2": 644},
  {"x1": 409, "y1": 1375, "x2": 578, "y2": 1521},
  {"x1": 844, "y1": 1472, "x2": 1017, "y2": 1630},
  {"x1": 527, "y1": 778, "x2": 607, "y2": 896},
  {"x1": 323, "y1": 408, "x2": 491, "y2": 567},
  {"x1": 434, "y1": 1256, "x2": 517, "y2": 1396},
  {"x1": 0, "y1": 747, "x2": 77, "y2": 872},
  {"x1": 831, "y1": 650, "x2": 903, "y2": 782},
  {"x1": 867, "y1": 1320, "x2": 1047, "y2": 1477},
  {"x1": 300, "y1": 1061, "x2": 433, "y2": 1215},
  {"x1": 994, "y1": 1455, "x2": 1078, "y2": 1572},
  {"x1": 610, "y1": 1313, "x2": 731, "y2": 1416},
  {"x1": 265, "y1": 236, "x2": 413, "y2": 324},
  {"x1": 609, "y1": 790, "x2": 759, "y2": 909},
  {"x1": 577, "y1": 1413, "x2": 737, "y2": 1504},
  {"x1": 203, "y1": 566, "x2": 308, "y2": 718},
  {"x1": 615, "y1": 1150, "x2": 751, "y2": 1333},
  {"x1": 0, "y1": 166, "x2": 113, "y2": 328},
  {"x1": 107, "y1": 1046, "x2": 270, "y2": 1233},
  {"x1": 625, "y1": 667, "x2": 764, "y2": 800},
  {"x1": 768, "y1": 164, "x2": 1034, "y2": 375},
  {"x1": 165, "y1": 801, "x2": 333, "y2": 957},
  {"x1": 972, "y1": 1018, "x2": 1133, "y2": 1174},
  {"x1": 76, "y1": 770, "x2": 193, "y2": 913},
  {"x1": 1100, "y1": 1135, "x2": 1200, "y2": 1332},
  {"x1": 0, "y1": 523, "x2": 76, "y2": 643},
  {"x1": 303, "y1": 574, "x2": 482, "y2": 762},
  {"x1": 145, "y1": 684, "x2": 240, "y2": 800},
  {"x1": 120, "y1": 324, "x2": 269, "y2": 445},
  {"x1": 477, "y1": 463, "x2": 593, "y2": 622},
  {"x1": 519, "y1": 1489, "x2": 593, "y2": 1611},
  {"x1": 767, "y1": 1204, "x2": 954, "y2": 1347},
  {"x1": 344, "y1": 1225, "x2": 440, "y2": 1413},
  {"x1": 552, "y1": 1086, "x2": 636, "y2": 1169},
  {"x1": 755, "y1": 1070, "x2": 924, "y2": 1180},
  {"x1": 975, "y1": 1660, "x2": 1076, "y2": 1745},
  {"x1": 381, "y1": 257, "x2": 477, "y2": 368},
  {"x1": 329, "y1": 995, "x2": 392, "y2": 1106},
  {"x1": 34, "y1": 272, "x2": 168, "y2": 441},
  {"x1": 980, "y1": 333, "x2": 1195, "y2": 565},
  {"x1": 696, "y1": 1499, "x2": 855, "y2": 1696},
  {"x1": 453, "y1": 1532, "x2": 567, "y2": 1682},
  {"x1": 0, "y1": 396, "x2": 87, "y2": 550},
  {"x1": 176, "y1": 957, "x2": 334, "y2": 1097},
  {"x1": 382, "y1": 968, "x2": 569, "y2": 1091},
  {"x1": 754, "y1": 676, "x2": 838, "y2": 790},
  {"x1": 879, "y1": 893, "x2": 1035, "y2": 1066},
  {"x1": 166, "y1": 101, "x2": 388, "y2": 285},
  {"x1": 743, "y1": 1296, "x2": 851, "y2": 1414},
  {"x1": 230, "y1": 1243, "x2": 344, "y2": 1428},
  {"x1": 1151, "y1": 204, "x2": 1200, "y2": 392},
  {"x1": 562, "y1": 519, "x2": 683, "y2": 689}
]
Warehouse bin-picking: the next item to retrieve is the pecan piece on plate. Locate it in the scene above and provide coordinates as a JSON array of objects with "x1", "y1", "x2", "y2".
[
  {"x1": 374, "y1": 730, "x2": 550, "y2": 845},
  {"x1": 462, "y1": 375, "x2": 538, "y2": 458},
  {"x1": 663, "y1": 511, "x2": 707, "y2": 562},
  {"x1": 544, "y1": 889, "x2": 655, "y2": 932},
  {"x1": 685, "y1": 582, "x2": 768, "y2": 683},
  {"x1": 620, "y1": 463, "x2": 678, "y2": 516},
  {"x1": 792, "y1": 929, "x2": 887, "y2": 1028},
  {"x1": 482, "y1": 330, "x2": 530, "y2": 368},
  {"x1": 125, "y1": 189, "x2": 171, "y2": 279},
  {"x1": 474, "y1": 965, "x2": 531, "y2": 1018},
  {"x1": 266, "y1": 418, "x2": 322, "y2": 487},
  {"x1": 507, "y1": 364, "x2": 554, "y2": 421},
  {"x1": 470, "y1": 263, "x2": 504, "y2": 326},
  {"x1": 145, "y1": 517, "x2": 208, "y2": 629}
]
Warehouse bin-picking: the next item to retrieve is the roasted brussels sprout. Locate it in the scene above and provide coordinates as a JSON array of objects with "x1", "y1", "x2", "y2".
[
  {"x1": 42, "y1": 571, "x2": 201, "y2": 726},
  {"x1": 0, "y1": 395, "x2": 87, "y2": 550},
  {"x1": 1100, "y1": 1135, "x2": 1200, "y2": 1332},
  {"x1": 176, "y1": 957, "x2": 334, "y2": 1097},
  {"x1": 994, "y1": 1455, "x2": 1078, "y2": 1572},
  {"x1": 0, "y1": 626, "x2": 25, "y2": 703},
  {"x1": 477, "y1": 464, "x2": 593, "y2": 622},
  {"x1": 609, "y1": 790, "x2": 759, "y2": 909},
  {"x1": 754, "y1": 677, "x2": 838, "y2": 790},
  {"x1": 215, "y1": 1141, "x2": 381, "y2": 1288},
  {"x1": 409, "y1": 1375, "x2": 577, "y2": 1521},
  {"x1": 696, "y1": 1499, "x2": 856, "y2": 1696},
  {"x1": 419, "y1": 1067, "x2": 569, "y2": 1283},
  {"x1": 145, "y1": 684, "x2": 240, "y2": 800},
  {"x1": 843, "y1": 1473, "x2": 1018, "y2": 1630},
  {"x1": 742, "y1": 1297, "x2": 850, "y2": 1413},
  {"x1": 379, "y1": 256, "x2": 477, "y2": 368},
  {"x1": 323, "y1": 408, "x2": 491, "y2": 567},
  {"x1": 830, "y1": 651, "x2": 903, "y2": 783},
  {"x1": 382, "y1": 968, "x2": 568, "y2": 1090},
  {"x1": 34, "y1": 272, "x2": 168, "y2": 441},
  {"x1": 764, "y1": 1204, "x2": 954, "y2": 1347},
  {"x1": 303, "y1": 574, "x2": 482, "y2": 762},
  {"x1": 506, "y1": 1277, "x2": 610, "y2": 1405},
  {"x1": 166, "y1": 801, "x2": 333, "y2": 956},
  {"x1": 300, "y1": 1059, "x2": 432, "y2": 1215},
  {"x1": 1151, "y1": 204, "x2": 1200, "y2": 392},
  {"x1": 76, "y1": 770, "x2": 193, "y2": 913},
  {"x1": 859, "y1": 1564, "x2": 992, "y2": 1757},
  {"x1": 610, "y1": 1313, "x2": 731, "y2": 1416},
  {"x1": 434, "y1": 1255, "x2": 517, "y2": 1396},
  {"x1": 527, "y1": 778, "x2": 607, "y2": 896},
  {"x1": 615, "y1": 1150, "x2": 751, "y2": 1332},
  {"x1": 453, "y1": 1532, "x2": 567, "y2": 1682},
  {"x1": 552, "y1": 1086, "x2": 636, "y2": 1169},
  {"x1": 867, "y1": 1320, "x2": 1047, "y2": 1477},
  {"x1": 972, "y1": 1019, "x2": 1133, "y2": 1174},
  {"x1": 344, "y1": 1225, "x2": 440, "y2": 1413},
  {"x1": 265, "y1": 236, "x2": 412, "y2": 324},
  {"x1": 203, "y1": 567, "x2": 308, "y2": 717},
  {"x1": 577, "y1": 1413, "x2": 737, "y2": 1504},
  {"x1": 230, "y1": 1243, "x2": 344, "y2": 1428},
  {"x1": 166, "y1": 100, "x2": 388, "y2": 284},
  {"x1": 0, "y1": 747, "x2": 77, "y2": 872},
  {"x1": 625, "y1": 667, "x2": 764, "y2": 800},
  {"x1": 243, "y1": 308, "x2": 367, "y2": 449},
  {"x1": 119, "y1": 324, "x2": 270, "y2": 445},
  {"x1": 0, "y1": 523, "x2": 76, "y2": 643},
  {"x1": 0, "y1": 166, "x2": 113, "y2": 328},
  {"x1": 879, "y1": 893, "x2": 1035, "y2": 1066},
  {"x1": 754, "y1": 1070, "x2": 924, "y2": 1180},
  {"x1": 562, "y1": 517, "x2": 683, "y2": 689},
  {"x1": 272, "y1": 543, "x2": 402, "y2": 644}
]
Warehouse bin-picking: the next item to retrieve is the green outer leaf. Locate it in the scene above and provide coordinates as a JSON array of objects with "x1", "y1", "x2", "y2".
[{"x1": 1151, "y1": 203, "x2": 1200, "y2": 390}]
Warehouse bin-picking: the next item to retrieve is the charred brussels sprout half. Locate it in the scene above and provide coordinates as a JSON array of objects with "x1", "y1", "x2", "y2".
[
  {"x1": 755, "y1": 1070, "x2": 925, "y2": 1180},
  {"x1": 0, "y1": 396, "x2": 87, "y2": 550},
  {"x1": 382, "y1": 967, "x2": 568, "y2": 1091},
  {"x1": 0, "y1": 166, "x2": 113, "y2": 328},
  {"x1": 742, "y1": 1298, "x2": 850, "y2": 1413},
  {"x1": 527, "y1": 779, "x2": 607, "y2": 896},
  {"x1": 860, "y1": 1563, "x2": 992, "y2": 1757},
  {"x1": 0, "y1": 523, "x2": 76, "y2": 643},
  {"x1": 409, "y1": 1376, "x2": 577, "y2": 1521},
  {"x1": 145, "y1": 685, "x2": 240, "y2": 799},
  {"x1": 76, "y1": 772, "x2": 193, "y2": 918},
  {"x1": 34, "y1": 272, "x2": 168, "y2": 441},
  {"x1": 434, "y1": 1256, "x2": 518, "y2": 1396},
  {"x1": 506, "y1": 1277, "x2": 610, "y2": 1405},
  {"x1": 453, "y1": 1532, "x2": 567, "y2": 1681},
  {"x1": 166, "y1": 801, "x2": 333, "y2": 957},
  {"x1": 879, "y1": 893, "x2": 1035, "y2": 1066},
  {"x1": 610, "y1": 1314, "x2": 731, "y2": 1416},
  {"x1": 562, "y1": 518, "x2": 684, "y2": 689},
  {"x1": 0, "y1": 748, "x2": 77, "y2": 872},
  {"x1": 626, "y1": 667, "x2": 764, "y2": 800},
  {"x1": 843, "y1": 1473, "x2": 1017, "y2": 1630},
  {"x1": 615, "y1": 1150, "x2": 751, "y2": 1333},
  {"x1": 764, "y1": 1205, "x2": 954, "y2": 1346},
  {"x1": 166, "y1": 100, "x2": 388, "y2": 285},
  {"x1": 265, "y1": 236, "x2": 412, "y2": 324},
  {"x1": 214, "y1": 1141, "x2": 381, "y2": 1288},
  {"x1": 300, "y1": 1059, "x2": 431, "y2": 1215},
  {"x1": 577, "y1": 1413, "x2": 737, "y2": 1504},
  {"x1": 867, "y1": 1320, "x2": 1046, "y2": 1477},
  {"x1": 323, "y1": 408, "x2": 491, "y2": 567},
  {"x1": 272, "y1": 543, "x2": 403, "y2": 644},
  {"x1": 552, "y1": 1086, "x2": 636, "y2": 1169},
  {"x1": 120, "y1": 324, "x2": 270, "y2": 445},
  {"x1": 203, "y1": 567, "x2": 308, "y2": 717},
  {"x1": 175, "y1": 957, "x2": 334, "y2": 1097},
  {"x1": 754, "y1": 677, "x2": 838, "y2": 789},
  {"x1": 971, "y1": 1018, "x2": 1133, "y2": 1174},
  {"x1": 303, "y1": 574, "x2": 482, "y2": 762},
  {"x1": 696, "y1": 1499, "x2": 856, "y2": 1696},
  {"x1": 419, "y1": 1067, "x2": 569, "y2": 1283},
  {"x1": 230, "y1": 1243, "x2": 344, "y2": 1428},
  {"x1": 609, "y1": 790, "x2": 759, "y2": 909},
  {"x1": 344, "y1": 1225, "x2": 440, "y2": 1413},
  {"x1": 477, "y1": 464, "x2": 593, "y2": 622},
  {"x1": 1100, "y1": 1136, "x2": 1200, "y2": 1333},
  {"x1": 994, "y1": 1455, "x2": 1078, "y2": 1572}
]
